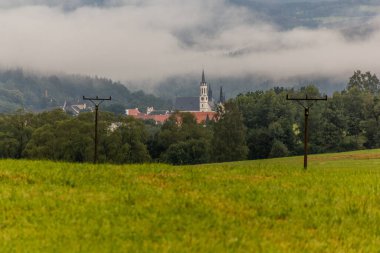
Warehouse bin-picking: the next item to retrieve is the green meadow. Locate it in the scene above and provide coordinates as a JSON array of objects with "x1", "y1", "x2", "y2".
[{"x1": 1, "y1": 150, "x2": 380, "y2": 252}]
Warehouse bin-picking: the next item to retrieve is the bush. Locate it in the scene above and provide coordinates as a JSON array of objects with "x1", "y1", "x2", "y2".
[
  {"x1": 269, "y1": 140, "x2": 289, "y2": 158},
  {"x1": 164, "y1": 139, "x2": 210, "y2": 165}
]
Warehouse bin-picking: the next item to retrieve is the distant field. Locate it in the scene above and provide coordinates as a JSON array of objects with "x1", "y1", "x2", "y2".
[{"x1": 1, "y1": 150, "x2": 380, "y2": 252}]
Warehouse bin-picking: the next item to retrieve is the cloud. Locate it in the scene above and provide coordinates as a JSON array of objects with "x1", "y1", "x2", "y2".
[
  {"x1": 0, "y1": 0, "x2": 380, "y2": 86},
  {"x1": 0, "y1": 0, "x2": 147, "y2": 9}
]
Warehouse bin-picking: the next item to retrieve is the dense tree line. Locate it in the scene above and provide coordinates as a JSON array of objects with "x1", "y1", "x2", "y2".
[
  {"x1": 0, "y1": 101, "x2": 247, "y2": 165},
  {"x1": 0, "y1": 70, "x2": 379, "y2": 165}
]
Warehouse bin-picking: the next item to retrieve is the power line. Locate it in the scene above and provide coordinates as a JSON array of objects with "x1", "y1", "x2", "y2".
[
  {"x1": 83, "y1": 96, "x2": 112, "y2": 164},
  {"x1": 286, "y1": 94, "x2": 327, "y2": 169}
]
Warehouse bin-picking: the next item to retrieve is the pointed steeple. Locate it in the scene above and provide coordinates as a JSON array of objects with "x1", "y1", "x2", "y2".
[
  {"x1": 199, "y1": 69, "x2": 210, "y2": 112},
  {"x1": 219, "y1": 86, "x2": 225, "y2": 104}
]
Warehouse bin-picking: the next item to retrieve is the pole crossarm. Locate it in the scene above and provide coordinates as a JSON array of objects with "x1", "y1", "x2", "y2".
[
  {"x1": 83, "y1": 96, "x2": 112, "y2": 107},
  {"x1": 83, "y1": 95, "x2": 112, "y2": 164},
  {"x1": 286, "y1": 94, "x2": 327, "y2": 169},
  {"x1": 286, "y1": 94, "x2": 328, "y2": 101},
  {"x1": 286, "y1": 94, "x2": 327, "y2": 108}
]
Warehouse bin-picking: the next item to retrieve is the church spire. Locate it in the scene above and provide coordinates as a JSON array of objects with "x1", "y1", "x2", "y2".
[
  {"x1": 219, "y1": 86, "x2": 225, "y2": 104},
  {"x1": 199, "y1": 69, "x2": 210, "y2": 112}
]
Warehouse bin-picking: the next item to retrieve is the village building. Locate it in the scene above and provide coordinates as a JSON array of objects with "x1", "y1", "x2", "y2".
[
  {"x1": 62, "y1": 101, "x2": 91, "y2": 116},
  {"x1": 125, "y1": 107, "x2": 170, "y2": 124}
]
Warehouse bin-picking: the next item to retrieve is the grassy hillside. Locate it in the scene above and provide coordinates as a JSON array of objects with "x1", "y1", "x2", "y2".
[{"x1": 1, "y1": 150, "x2": 380, "y2": 252}]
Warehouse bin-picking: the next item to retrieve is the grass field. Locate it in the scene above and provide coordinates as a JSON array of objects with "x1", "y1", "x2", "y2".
[{"x1": 1, "y1": 150, "x2": 380, "y2": 252}]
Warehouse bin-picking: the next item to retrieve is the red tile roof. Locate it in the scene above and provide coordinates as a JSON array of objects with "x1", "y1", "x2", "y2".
[
  {"x1": 126, "y1": 109, "x2": 216, "y2": 124},
  {"x1": 143, "y1": 114, "x2": 170, "y2": 124},
  {"x1": 191, "y1": 112, "x2": 217, "y2": 124},
  {"x1": 126, "y1": 108, "x2": 140, "y2": 116}
]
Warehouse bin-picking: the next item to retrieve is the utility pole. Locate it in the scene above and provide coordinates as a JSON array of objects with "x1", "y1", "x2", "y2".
[
  {"x1": 286, "y1": 94, "x2": 327, "y2": 169},
  {"x1": 83, "y1": 96, "x2": 111, "y2": 164}
]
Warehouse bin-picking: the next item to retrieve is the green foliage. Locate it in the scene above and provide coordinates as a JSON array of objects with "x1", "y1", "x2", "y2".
[
  {"x1": 25, "y1": 115, "x2": 93, "y2": 162},
  {"x1": 212, "y1": 101, "x2": 249, "y2": 162},
  {"x1": 0, "y1": 111, "x2": 34, "y2": 158},
  {"x1": 246, "y1": 128, "x2": 273, "y2": 159},
  {"x1": 233, "y1": 76, "x2": 380, "y2": 158},
  {"x1": 164, "y1": 139, "x2": 210, "y2": 165},
  {"x1": 347, "y1": 70, "x2": 380, "y2": 93},
  {"x1": 103, "y1": 116, "x2": 151, "y2": 164},
  {"x1": 269, "y1": 140, "x2": 289, "y2": 158},
  {"x1": 236, "y1": 89, "x2": 297, "y2": 159},
  {"x1": 153, "y1": 112, "x2": 212, "y2": 164},
  {"x1": 8, "y1": 110, "x2": 152, "y2": 164}
]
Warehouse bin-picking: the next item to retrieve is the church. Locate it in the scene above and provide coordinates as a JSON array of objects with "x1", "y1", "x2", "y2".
[
  {"x1": 174, "y1": 70, "x2": 224, "y2": 112},
  {"x1": 174, "y1": 70, "x2": 225, "y2": 123},
  {"x1": 126, "y1": 70, "x2": 226, "y2": 124}
]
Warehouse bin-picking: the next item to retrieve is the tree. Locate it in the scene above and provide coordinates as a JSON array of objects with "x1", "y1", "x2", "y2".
[
  {"x1": 24, "y1": 124, "x2": 56, "y2": 159},
  {"x1": 103, "y1": 116, "x2": 151, "y2": 164},
  {"x1": 25, "y1": 112, "x2": 94, "y2": 162},
  {"x1": 269, "y1": 140, "x2": 289, "y2": 158},
  {"x1": 153, "y1": 112, "x2": 212, "y2": 163},
  {"x1": 0, "y1": 111, "x2": 34, "y2": 158},
  {"x1": 211, "y1": 101, "x2": 248, "y2": 162},
  {"x1": 164, "y1": 139, "x2": 210, "y2": 165},
  {"x1": 246, "y1": 128, "x2": 273, "y2": 159},
  {"x1": 316, "y1": 92, "x2": 348, "y2": 152},
  {"x1": 236, "y1": 88, "x2": 297, "y2": 159},
  {"x1": 347, "y1": 70, "x2": 380, "y2": 93}
]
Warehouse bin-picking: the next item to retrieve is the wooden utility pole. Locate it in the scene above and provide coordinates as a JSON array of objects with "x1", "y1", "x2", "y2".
[
  {"x1": 286, "y1": 94, "x2": 327, "y2": 169},
  {"x1": 83, "y1": 96, "x2": 111, "y2": 164}
]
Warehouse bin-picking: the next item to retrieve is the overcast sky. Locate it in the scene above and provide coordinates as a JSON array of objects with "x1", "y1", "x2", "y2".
[{"x1": 1, "y1": 0, "x2": 380, "y2": 84}]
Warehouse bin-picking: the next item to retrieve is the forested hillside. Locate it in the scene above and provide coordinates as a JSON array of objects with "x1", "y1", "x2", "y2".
[{"x1": 0, "y1": 69, "x2": 171, "y2": 113}]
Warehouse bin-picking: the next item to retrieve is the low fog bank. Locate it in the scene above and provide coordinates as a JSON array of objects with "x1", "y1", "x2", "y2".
[
  {"x1": 0, "y1": 1, "x2": 379, "y2": 92},
  {"x1": 151, "y1": 73, "x2": 348, "y2": 100}
]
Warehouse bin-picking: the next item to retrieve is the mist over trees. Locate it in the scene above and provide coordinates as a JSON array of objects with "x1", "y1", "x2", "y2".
[
  {"x1": 0, "y1": 69, "x2": 170, "y2": 113},
  {"x1": 154, "y1": 74, "x2": 346, "y2": 101}
]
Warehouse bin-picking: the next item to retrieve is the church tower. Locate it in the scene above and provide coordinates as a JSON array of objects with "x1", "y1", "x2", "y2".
[{"x1": 200, "y1": 70, "x2": 211, "y2": 112}]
